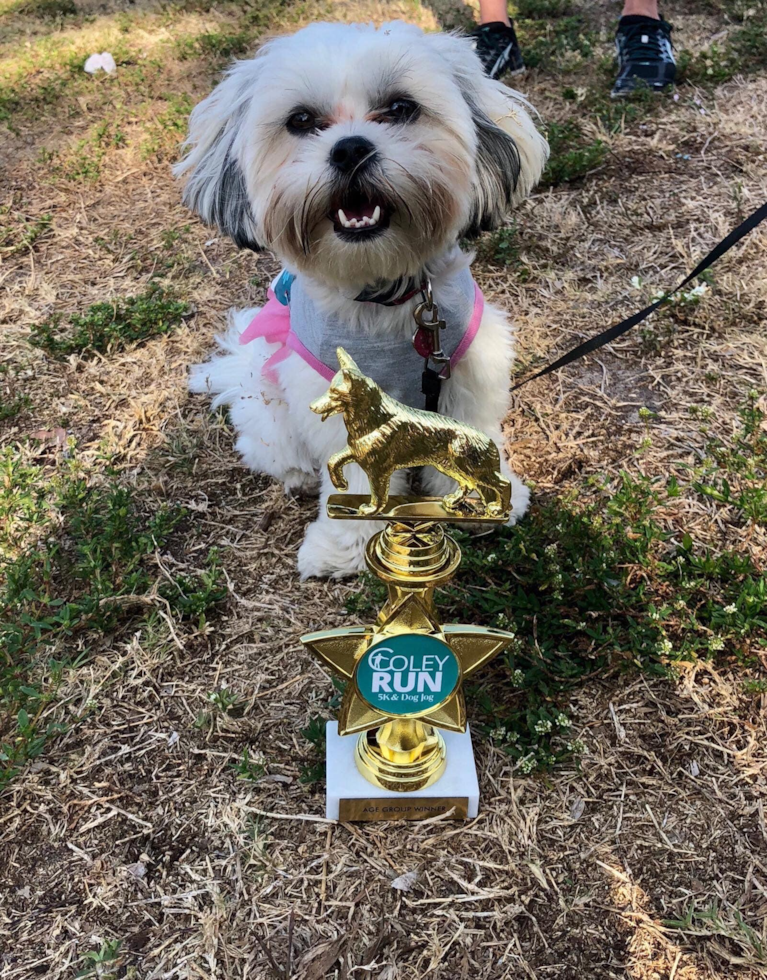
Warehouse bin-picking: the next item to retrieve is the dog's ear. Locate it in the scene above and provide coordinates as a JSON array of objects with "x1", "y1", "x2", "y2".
[
  {"x1": 174, "y1": 59, "x2": 263, "y2": 251},
  {"x1": 425, "y1": 33, "x2": 549, "y2": 236},
  {"x1": 336, "y1": 347, "x2": 361, "y2": 375}
]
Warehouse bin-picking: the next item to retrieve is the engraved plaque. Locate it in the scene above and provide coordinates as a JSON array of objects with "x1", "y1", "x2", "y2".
[{"x1": 339, "y1": 797, "x2": 469, "y2": 822}]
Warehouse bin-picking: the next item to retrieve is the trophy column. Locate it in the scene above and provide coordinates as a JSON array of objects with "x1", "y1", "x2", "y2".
[{"x1": 355, "y1": 519, "x2": 460, "y2": 793}]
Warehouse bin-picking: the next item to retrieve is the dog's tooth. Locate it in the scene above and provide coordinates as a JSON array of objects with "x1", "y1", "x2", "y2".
[
  {"x1": 338, "y1": 208, "x2": 352, "y2": 228},
  {"x1": 350, "y1": 218, "x2": 359, "y2": 228},
  {"x1": 372, "y1": 205, "x2": 381, "y2": 224}
]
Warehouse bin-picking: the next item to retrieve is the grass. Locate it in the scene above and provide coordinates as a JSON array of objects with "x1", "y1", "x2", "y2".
[
  {"x1": 141, "y1": 93, "x2": 194, "y2": 161},
  {"x1": 514, "y1": 0, "x2": 573, "y2": 17},
  {"x1": 15, "y1": 0, "x2": 77, "y2": 16},
  {"x1": 48, "y1": 119, "x2": 126, "y2": 183},
  {"x1": 677, "y1": 15, "x2": 767, "y2": 86},
  {"x1": 0, "y1": 210, "x2": 52, "y2": 255},
  {"x1": 0, "y1": 449, "x2": 227, "y2": 789},
  {"x1": 0, "y1": 394, "x2": 30, "y2": 422},
  {"x1": 541, "y1": 120, "x2": 607, "y2": 186},
  {"x1": 518, "y1": 16, "x2": 596, "y2": 71},
  {"x1": 232, "y1": 747, "x2": 266, "y2": 782},
  {"x1": 473, "y1": 221, "x2": 533, "y2": 281},
  {"x1": 299, "y1": 679, "x2": 345, "y2": 784},
  {"x1": 664, "y1": 900, "x2": 767, "y2": 967},
  {"x1": 29, "y1": 285, "x2": 189, "y2": 359}
]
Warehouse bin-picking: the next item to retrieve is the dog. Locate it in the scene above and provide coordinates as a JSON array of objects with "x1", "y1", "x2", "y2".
[
  {"x1": 178, "y1": 20, "x2": 548, "y2": 578},
  {"x1": 311, "y1": 347, "x2": 511, "y2": 518}
]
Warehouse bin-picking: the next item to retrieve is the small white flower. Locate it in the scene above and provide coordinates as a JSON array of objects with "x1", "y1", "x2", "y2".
[
  {"x1": 511, "y1": 669, "x2": 524, "y2": 686},
  {"x1": 534, "y1": 719, "x2": 552, "y2": 734},
  {"x1": 724, "y1": 604, "x2": 737, "y2": 615},
  {"x1": 657, "y1": 638, "x2": 673, "y2": 655},
  {"x1": 630, "y1": 275, "x2": 642, "y2": 289},
  {"x1": 709, "y1": 636, "x2": 725, "y2": 651},
  {"x1": 556, "y1": 713, "x2": 570, "y2": 728}
]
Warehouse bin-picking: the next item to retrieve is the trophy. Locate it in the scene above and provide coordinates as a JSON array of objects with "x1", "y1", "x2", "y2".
[{"x1": 301, "y1": 349, "x2": 516, "y2": 822}]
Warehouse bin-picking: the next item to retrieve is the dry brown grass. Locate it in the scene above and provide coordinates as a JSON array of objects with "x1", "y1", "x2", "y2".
[{"x1": 1, "y1": 0, "x2": 767, "y2": 976}]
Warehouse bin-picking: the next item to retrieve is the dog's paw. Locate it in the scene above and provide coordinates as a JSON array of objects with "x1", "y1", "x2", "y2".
[
  {"x1": 283, "y1": 469, "x2": 320, "y2": 496},
  {"x1": 298, "y1": 520, "x2": 369, "y2": 580},
  {"x1": 506, "y1": 475, "x2": 531, "y2": 527}
]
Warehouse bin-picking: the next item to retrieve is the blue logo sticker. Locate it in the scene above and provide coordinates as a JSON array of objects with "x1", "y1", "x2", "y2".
[{"x1": 356, "y1": 634, "x2": 460, "y2": 715}]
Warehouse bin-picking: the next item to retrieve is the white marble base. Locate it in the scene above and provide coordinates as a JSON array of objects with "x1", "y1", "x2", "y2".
[{"x1": 325, "y1": 721, "x2": 480, "y2": 821}]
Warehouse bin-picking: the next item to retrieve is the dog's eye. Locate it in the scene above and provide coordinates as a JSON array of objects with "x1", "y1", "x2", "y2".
[
  {"x1": 287, "y1": 110, "x2": 317, "y2": 134},
  {"x1": 382, "y1": 98, "x2": 420, "y2": 123}
]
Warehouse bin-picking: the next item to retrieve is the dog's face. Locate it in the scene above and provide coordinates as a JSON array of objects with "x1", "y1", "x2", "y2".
[{"x1": 176, "y1": 21, "x2": 548, "y2": 287}]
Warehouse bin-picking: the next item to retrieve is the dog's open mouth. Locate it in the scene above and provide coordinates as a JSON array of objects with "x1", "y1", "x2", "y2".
[{"x1": 330, "y1": 194, "x2": 391, "y2": 241}]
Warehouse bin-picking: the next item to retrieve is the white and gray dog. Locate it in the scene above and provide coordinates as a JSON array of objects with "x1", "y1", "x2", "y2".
[{"x1": 177, "y1": 20, "x2": 548, "y2": 579}]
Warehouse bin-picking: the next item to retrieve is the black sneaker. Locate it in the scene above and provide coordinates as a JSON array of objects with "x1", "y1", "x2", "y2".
[
  {"x1": 612, "y1": 15, "x2": 676, "y2": 97},
  {"x1": 470, "y1": 21, "x2": 525, "y2": 80}
]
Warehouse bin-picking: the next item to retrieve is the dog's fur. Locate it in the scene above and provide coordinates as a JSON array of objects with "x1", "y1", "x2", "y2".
[
  {"x1": 178, "y1": 20, "x2": 548, "y2": 578},
  {"x1": 311, "y1": 348, "x2": 511, "y2": 517}
]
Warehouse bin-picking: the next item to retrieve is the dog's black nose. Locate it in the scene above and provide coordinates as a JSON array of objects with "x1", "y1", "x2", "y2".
[{"x1": 329, "y1": 136, "x2": 376, "y2": 174}]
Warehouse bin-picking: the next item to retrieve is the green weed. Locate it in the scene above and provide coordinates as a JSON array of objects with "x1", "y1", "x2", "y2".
[
  {"x1": 76, "y1": 939, "x2": 123, "y2": 980},
  {"x1": 207, "y1": 686, "x2": 245, "y2": 715},
  {"x1": 0, "y1": 394, "x2": 30, "y2": 423},
  {"x1": 232, "y1": 746, "x2": 266, "y2": 781},
  {"x1": 0, "y1": 367, "x2": 31, "y2": 423},
  {"x1": 0, "y1": 211, "x2": 52, "y2": 256},
  {"x1": 299, "y1": 714, "x2": 327, "y2": 785},
  {"x1": 542, "y1": 120, "x2": 607, "y2": 186},
  {"x1": 692, "y1": 393, "x2": 767, "y2": 527},
  {"x1": 474, "y1": 221, "x2": 531, "y2": 280},
  {"x1": 664, "y1": 900, "x2": 767, "y2": 967},
  {"x1": 299, "y1": 681, "x2": 345, "y2": 785},
  {"x1": 29, "y1": 285, "x2": 189, "y2": 359}
]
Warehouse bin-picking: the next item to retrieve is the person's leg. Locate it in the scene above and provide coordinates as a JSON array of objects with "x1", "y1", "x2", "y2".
[
  {"x1": 621, "y1": 0, "x2": 659, "y2": 16},
  {"x1": 612, "y1": 0, "x2": 676, "y2": 97},
  {"x1": 479, "y1": 0, "x2": 511, "y2": 25},
  {"x1": 471, "y1": 1, "x2": 524, "y2": 79}
]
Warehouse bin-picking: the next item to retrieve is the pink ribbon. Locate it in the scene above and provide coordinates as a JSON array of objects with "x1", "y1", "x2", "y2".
[{"x1": 239, "y1": 290, "x2": 292, "y2": 384}]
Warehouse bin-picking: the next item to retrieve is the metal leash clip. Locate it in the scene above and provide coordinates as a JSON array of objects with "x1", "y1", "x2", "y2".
[{"x1": 412, "y1": 281, "x2": 451, "y2": 379}]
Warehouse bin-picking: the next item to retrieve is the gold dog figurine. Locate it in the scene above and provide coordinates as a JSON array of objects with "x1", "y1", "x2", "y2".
[{"x1": 310, "y1": 348, "x2": 511, "y2": 519}]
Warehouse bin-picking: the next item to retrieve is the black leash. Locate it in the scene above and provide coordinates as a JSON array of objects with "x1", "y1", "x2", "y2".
[{"x1": 510, "y1": 200, "x2": 767, "y2": 393}]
